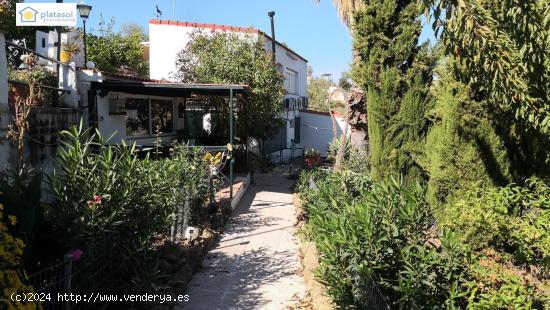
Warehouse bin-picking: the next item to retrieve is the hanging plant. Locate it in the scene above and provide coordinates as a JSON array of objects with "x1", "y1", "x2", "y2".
[{"x1": 60, "y1": 40, "x2": 81, "y2": 63}]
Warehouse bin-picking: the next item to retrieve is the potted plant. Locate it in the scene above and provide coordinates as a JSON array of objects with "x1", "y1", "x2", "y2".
[
  {"x1": 203, "y1": 152, "x2": 222, "y2": 175},
  {"x1": 8, "y1": 67, "x2": 57, "y2": 106},
  {"x1": 60, "y1": 41, "x2": 80, "y2": 63},
  {"x1": 304, "y1": 148, "x2": 321, "y2": 168}
]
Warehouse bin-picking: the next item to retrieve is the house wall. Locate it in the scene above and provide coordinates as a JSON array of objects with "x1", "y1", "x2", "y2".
[
  {"x1": 148, "y1": 21, "x2": 309, "y2": 150},
  {"x1": 149, "y1": 23, "x2": 195, "y2": 81},
  {"x1": 36, "y1": 30, "x2": 84, "y2": 71},
  {"x1": 300, "y1": 111, "x2": 346, "y2": 157},
  {"x1": 263, "y1": 36, "x2": 308, "y2": 98}
]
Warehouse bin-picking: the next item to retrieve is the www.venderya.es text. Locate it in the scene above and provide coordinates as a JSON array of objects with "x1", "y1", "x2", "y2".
[{"x1": 11, "y1": 292, "x2": 190, "y2": 304}]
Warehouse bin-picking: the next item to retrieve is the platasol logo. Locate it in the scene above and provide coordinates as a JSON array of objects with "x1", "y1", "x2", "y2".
[{"x1": 16, "y1": 3, "x2": 76, "y2": 26}]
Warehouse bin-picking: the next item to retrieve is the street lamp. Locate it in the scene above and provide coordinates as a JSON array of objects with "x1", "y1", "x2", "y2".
[
  {"x1": 77, "y1": 2, "x2": 92, "y2": 67},
  {"x1": 267, "y1": 11, "x2": 276, "y2": 63}
]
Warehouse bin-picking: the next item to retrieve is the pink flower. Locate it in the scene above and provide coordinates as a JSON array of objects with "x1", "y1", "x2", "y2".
[
  {"x1": 69, "y1": 249, "x2": 83, "y2": 262},
  {"x1": 93, "y1": 194, "x2": 102, "y2": 204}
]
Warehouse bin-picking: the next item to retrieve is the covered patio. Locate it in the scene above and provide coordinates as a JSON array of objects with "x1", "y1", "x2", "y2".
[{"x1": 86, "y1": 77, "x2": 253, "y2": 200}]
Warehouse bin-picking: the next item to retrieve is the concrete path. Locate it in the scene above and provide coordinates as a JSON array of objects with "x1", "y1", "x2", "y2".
[{"x1": 179, "y1": 173, "x2": 306, "y2": 310}]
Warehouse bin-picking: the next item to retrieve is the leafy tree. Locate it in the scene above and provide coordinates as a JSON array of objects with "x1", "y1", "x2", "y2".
[
  {"x1": 86, "y1": 16, "x2": 148, "y2": 76},
  {"x1": 173, "y1": 31, "x2": 285, "y2": 141},
  {"x1": 338, "y1": 71, "x2": 352, "y2": 90},
  {"x1": 120, "y1": 23, "x2": 148, "y2": 40},
  {"x1": 425, "y1": 0, "x2": 550, "y2": 133},
  {"x1": 353, "y1": 0, "x2": 435, "y2": 184},
  {"x1": 307, "y1": 74, "x2": 337, "y2": 112}
]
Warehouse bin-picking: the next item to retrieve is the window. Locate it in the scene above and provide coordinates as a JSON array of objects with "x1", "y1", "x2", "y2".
[
  {"x1": 126, "y1": 98, "x2": 174, "y2": 136},
  {"x1": 126, "y1": 98, "x2": 149, "y2": 136},
  {"x1": 284, "y1": 69, "x2": 298, "y2": 94},
  {"x1": 151, "y1": 99, "x2": 173, "y2": 134}
]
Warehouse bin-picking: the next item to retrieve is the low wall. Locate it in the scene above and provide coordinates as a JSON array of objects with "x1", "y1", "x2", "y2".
[
  {"x1": 299, "y1": 110, "x2": 346, "y2": 157},
  {"x1": 26, "y1": 106, "x2": 80, "y2": 174}
]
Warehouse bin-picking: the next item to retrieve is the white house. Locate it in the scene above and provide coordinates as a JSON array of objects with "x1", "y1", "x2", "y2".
[{"x1": 148, "y1": 19, "x2": 309, "y2": 154}]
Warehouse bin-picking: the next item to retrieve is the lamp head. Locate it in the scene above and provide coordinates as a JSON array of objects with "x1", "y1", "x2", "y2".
[
  {"x1": 77, "y1": 2, "x2": 92, "y2": 20},
  {"x1": 268, "y1": 11, "x2": 275, "y2": 18}
]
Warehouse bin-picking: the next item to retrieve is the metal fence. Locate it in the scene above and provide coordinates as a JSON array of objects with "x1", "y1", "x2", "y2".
[
  {"x1": 28, "y1": 238, "x2": 114, "y2": 310},
  {"x1": 170, "y1": 188, "x2": 192, "y2": 243},
  {"x1": 353, "y1": 275, "x2": 391, "y2": 310},
  {"x1": 262, "y1": 125, "x2": 288, "y2": 155}
]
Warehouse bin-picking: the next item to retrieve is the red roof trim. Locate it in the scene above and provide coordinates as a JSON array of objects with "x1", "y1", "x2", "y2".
[
  {"x1": 149, "y1": 19, "x2": 307, "y2": 62},
  {"x1": 149, "y1": 19, "x2": 259, "y2": 34}
]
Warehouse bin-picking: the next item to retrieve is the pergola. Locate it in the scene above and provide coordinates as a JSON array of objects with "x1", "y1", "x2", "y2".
[{"x1": 88, "y1": 80, "x2": 253, "y2": 198}]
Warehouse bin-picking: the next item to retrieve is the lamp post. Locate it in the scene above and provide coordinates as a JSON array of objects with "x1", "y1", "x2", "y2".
[
  {"x1": 267, "y1": 11, "x2": 276, "y2": 64},
  {"x1": 77, "y1": 2, "x2": 92, "y2": 67}
]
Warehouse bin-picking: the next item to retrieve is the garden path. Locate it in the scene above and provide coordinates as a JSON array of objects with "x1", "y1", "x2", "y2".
[{"x1": 179, "y1": 172, "x2": 306, "y2": 310}]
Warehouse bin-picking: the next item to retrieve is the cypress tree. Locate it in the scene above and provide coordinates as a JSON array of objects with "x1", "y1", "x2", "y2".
[{"x1": 352, "y1": 0, "x2": 434, "y2": 184}]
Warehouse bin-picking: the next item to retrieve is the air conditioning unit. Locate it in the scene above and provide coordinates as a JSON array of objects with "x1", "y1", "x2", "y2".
[
  {"x1": 284, "y1": 98, "x2": 290, "y2": 109},
  {"x1": 109, "y1": 98, "x2": 126, "y2": 115}
]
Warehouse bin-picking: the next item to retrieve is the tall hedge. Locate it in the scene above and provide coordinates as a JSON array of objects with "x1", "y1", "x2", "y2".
[
  {"x1": 352, "y1": 0, "x2": 434, "y2": 185},
  {"x1": 421, "y1": 59, "x2": 514, "y2": 206}
]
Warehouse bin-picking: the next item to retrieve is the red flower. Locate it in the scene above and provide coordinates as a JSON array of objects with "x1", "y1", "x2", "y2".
[
  {"x1": 68, "y1": 249, "x2": 83, "y2": 262},
  {"x1": 93, "y1": 194, "x2": 102, "y2": 204}
]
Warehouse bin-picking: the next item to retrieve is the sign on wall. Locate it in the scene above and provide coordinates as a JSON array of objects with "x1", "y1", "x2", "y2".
[{"x1": 16, "y1": 3, "x2": 77, "y2": 27}]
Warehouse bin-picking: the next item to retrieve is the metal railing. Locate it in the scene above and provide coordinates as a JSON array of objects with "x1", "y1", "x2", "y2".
[
  {"x1": 5, "y1": 40, "x2": 70, "y2": 106},
  {"x1": 5, "y1": 40, "x2": 66, "y2": 66},
  {"x1": 28, "y1": 238, "x2": 114, "y2": 310}
]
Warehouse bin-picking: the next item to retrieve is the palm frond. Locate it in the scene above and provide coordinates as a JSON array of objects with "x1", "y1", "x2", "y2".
[{"x1": 316, "y1": 0, "x2": 363, "y2": 27}]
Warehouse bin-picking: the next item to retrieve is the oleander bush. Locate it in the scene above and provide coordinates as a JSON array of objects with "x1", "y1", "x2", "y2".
[
  {"x1": 47, "y1": 124, "x2": 209, "y2": 294},
  {"x1": 48, "y1": 125, "x2": 208, "y2": 249},
  {"x1": 298, "y1": 169, "x2": 550, "y2": 308},
  {"x1": 298, "y1": 170, "x2": 471, "y2": 308}
]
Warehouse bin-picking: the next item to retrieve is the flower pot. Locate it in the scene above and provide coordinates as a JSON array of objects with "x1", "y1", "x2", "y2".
[
  {"x1": 60, "y1": 51, "x2": 72, "y2": 63},
  {"x1": 304, "y1": 154, "x2": 321, "y2": 168},
  {"x1": 210, "y1": 166, "x2": 219, "y2": 176}
]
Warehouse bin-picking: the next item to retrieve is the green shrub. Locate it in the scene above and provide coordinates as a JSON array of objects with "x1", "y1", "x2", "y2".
[
  {"x1": 463, "y1": 254, "x2": 548, "y2": 309},
  {"x1": 47, "y1": 124, "x2": 208, "y2": 293},
  {"x1": 299, "y1": 170, "x2": 470, "y2": 308},
  {"x1": 442, "y1": 177, "x2": 550, "y2": 269}
]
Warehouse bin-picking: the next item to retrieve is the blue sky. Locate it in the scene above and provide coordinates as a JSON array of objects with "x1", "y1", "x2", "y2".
[{"x1": 30, "y1": 0, "x2": 435, "y2": 79}]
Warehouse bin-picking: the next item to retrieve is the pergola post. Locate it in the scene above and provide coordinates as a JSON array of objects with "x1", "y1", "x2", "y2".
[
  {"x1": 229, "y1": 88, "x2": 234, "y2": 198},
  {"x1": 245, "y1": 98, "x2": 249, "y2": 175}
]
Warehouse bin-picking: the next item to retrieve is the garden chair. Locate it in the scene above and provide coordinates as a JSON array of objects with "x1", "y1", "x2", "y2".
[
  {"x1": 210, "y1": 149, "x2": 229, "y2": 187},
  {"x1": 206, "y1": 149, "x2": 230, "y2": 202}
]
